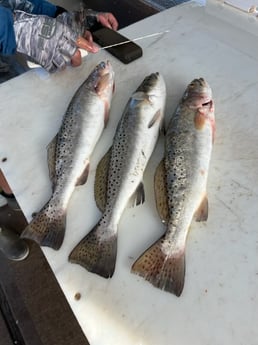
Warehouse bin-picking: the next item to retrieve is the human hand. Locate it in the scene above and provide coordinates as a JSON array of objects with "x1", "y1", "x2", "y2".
[
  {"x1": 13, "y1": 11, "x2": 98, "y2": 72},
  {"x1": 97, "y1": 12, "x2": 118, "y2": 30}
]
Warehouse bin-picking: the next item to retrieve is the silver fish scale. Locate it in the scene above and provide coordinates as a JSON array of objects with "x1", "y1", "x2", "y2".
[
  {"x1": 105, "y1": 103, "x2": 145, "y2": 210},
  {"x1": 53, "y1": 62, "x2": 113, "y2": 199},
  {"x1": 21, "y1": 61, "x2": 114, "y2": 250},
  {"x1": 101, "y1": 72, "x2": 166, "y2": 228},
  {"x1": 164, "y1": 100, "x2": 212, "y2": 242},
  {"x1": 55, "y1": 103, "x2": 84, "y2": 178}
]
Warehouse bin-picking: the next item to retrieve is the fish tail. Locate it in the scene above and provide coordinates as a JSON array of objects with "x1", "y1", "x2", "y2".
[
  {"x1": 21, "y1": 200, "x2": 66, "y2": 250},
  {"x1": 69, "y1": 223, "x2": 117, "y2": 278},
  {"x1": 131, "y1": 237, "x2": 185, "y2": 297}
]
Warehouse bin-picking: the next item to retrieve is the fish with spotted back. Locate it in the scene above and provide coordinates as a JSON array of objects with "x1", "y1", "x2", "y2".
[
  {"x1": 21, "y1": 61, "x2": 115, "y2": 250},
  {"x1": 69, "y1": 72, "x2": 166, "y2": 278},
  {"x1": 131, "y1": 78, "x2": 215, "y2": 296}
]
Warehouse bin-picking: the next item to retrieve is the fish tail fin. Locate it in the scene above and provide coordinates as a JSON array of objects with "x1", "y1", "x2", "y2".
[
  {"x1": 131, "y1": 237, "x2": 185, "y2": 297},
  {"x1": 21, "y1": 199, "x2": 66, "y2": 250},
  {"x1": 69, "y1": 223, "x2": 117, "y2": 278}
]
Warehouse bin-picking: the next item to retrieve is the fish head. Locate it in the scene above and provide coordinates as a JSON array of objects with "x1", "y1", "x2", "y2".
[
  {"x1": 136, "y1": 72, "x2": 166, "y2": 102},
  {"x1": 183, "y1": 78, "x2": 215, "y2": 140},
  {"x1": 132, "y1": 72, "x2": 166, "y2": 127},
  {"x1": 88, "y1": 61, "x2": 115, "y2": 126},
  {"x1": 182, "y1": 78, "x2": 212, "y2": 107},
  {"x1": 88, "y1": 61, "x2": 115, "y2": 99}
]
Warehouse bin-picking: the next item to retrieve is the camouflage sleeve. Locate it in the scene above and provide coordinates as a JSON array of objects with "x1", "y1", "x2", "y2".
[
  {"x1": 0, "y1": 0, "x2": 57, "y2": 16},
  {"x1": 0, "y1": 6, "x2": 17, "y2": 55},
  {"x1": 0, "y1": 0, "x2": 34, "y2": 12},
  {"x1": 13, "y1": 10, "x2": 78, "y2": 72}
]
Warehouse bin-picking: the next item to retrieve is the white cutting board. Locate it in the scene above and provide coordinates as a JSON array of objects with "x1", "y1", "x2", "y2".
[{"x1": 0, "y1": 1, "x2": 257, "y2": 344}]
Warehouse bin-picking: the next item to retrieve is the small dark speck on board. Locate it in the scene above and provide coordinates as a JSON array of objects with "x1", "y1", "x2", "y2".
[
  {"x1": 2, "y1": 157, "x2": 7, "y2": 162},
  {"x1": 74, "y1": 292, "x2": 81, "y2": 301}
]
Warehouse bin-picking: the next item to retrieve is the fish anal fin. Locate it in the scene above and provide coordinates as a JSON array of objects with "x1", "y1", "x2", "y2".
[
  {"x1": 69, "y1": 223, "x2": 117, "y2": 278},
  {"x1": 47, "y1": 134, "x2": 57, "y2": 189},
  {"x1": 194, "y1": 194, "x2": 208, "y2": 222},
  {"x1": 131, "y1": 237, "x2": 185, "y2": 297},
  {"x1": 148, "y1": 109, "x2": 162, "y2": 128},
  {"x1": 21, "y1": 201, "x2": 66, "y2": 250},
  {"x1": 76, "y1": 163, "x2": 90, "y2": 186},
  {"x1": 94, "y1": 148, "x2": 112, "y2": 212},
  {"x1": 154, "y1": 159, "x2": 169, "y2": 224}
]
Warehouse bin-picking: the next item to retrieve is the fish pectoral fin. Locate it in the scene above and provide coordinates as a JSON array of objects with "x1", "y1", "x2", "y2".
[
  {"x1": 132, "y1": 91, "x2": 147, "y2": 101},
  {"x1": 94, "y1": 148, "x2": 112, "y2": 212},
  {"x1": 194, "y1": 194, "x2": 208, "y2": 222},
  {"x1": 104, "y1": 102, "x2": 110, "y2": 127},
  {"x1": 47, "y1": 134, "x2": 58, "y2": 190},
  {"x1": 131, "y1": 237, "x2": 185, "y2": 297},
  {"x1": 148, "y1": 109, "x2": 162, "y2": 128},
  {"x1": 128, "y1": 182, "x2": 145, "y2": 207},
  {"x1": 154, "y1": 159, "x2": 169, "y2": 224},
  {"x1": 160, "y1": 118, "x2": 166, "y2": 135},
  {"x1": 76, "y1": 163, "x2": 90, "y2": 186},
  {"x1": 95, "y1": 73, "x2": 110, "y2": 95},
  {"x1": 69, "y1": 223, "x2": 117, "y2": 278}
]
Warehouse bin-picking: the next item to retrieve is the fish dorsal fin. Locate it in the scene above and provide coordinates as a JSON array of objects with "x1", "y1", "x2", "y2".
[
  {"x1": 76, "y1": 163, "x2": 90, "y2": 186},
  {"x1": 128, "y1": 182, "x2": 145, "y2": 208},
  {"x1": 47, "y1": 134, "x2": 57, "y2": 190},
  {"x1": 194, "y1": 194, "x2": 208, "y2": 222},
  {"x1": 148, "y1": 109, "x2": 162, "y2": 128},
  {"x1": 154, "y1": 159, "x2": 169, "y2": 224},
  {"x1": 94, "y1": 148, "x2": 112, "y2": 212}
]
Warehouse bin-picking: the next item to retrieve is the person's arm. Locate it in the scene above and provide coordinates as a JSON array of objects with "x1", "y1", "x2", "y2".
[
  {"x1": 13, "y1": 10, "x2": 99, "y2": 72},
  {"x1": 0, "y1": 4, "x2": 118, "y2": 70},
  {"x1": 0, "y1": 6, "x2": 16, "y2": 55},
  {"x1": 0, "y1": 0, "x2": 65, "y2": 17}
]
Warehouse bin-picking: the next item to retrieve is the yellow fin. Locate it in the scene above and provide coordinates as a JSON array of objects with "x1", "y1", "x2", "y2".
[
  {"x1": 47, "y1": 134, "x2": 57, "y2": 190},
  {"x1": 94, "y1": 148, "x2": 112, "y2": 212},
  {"x1": 154, "y1": 159, "x2": 169, "y2": 224}
]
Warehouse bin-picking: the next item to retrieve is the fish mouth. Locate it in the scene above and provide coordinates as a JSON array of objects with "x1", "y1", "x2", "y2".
[
  {"x1": 89, "y1": 60, "x2": 115, "y2": 93},
  {"x1": 184, "y1": 77, "x2": 212, "y2": 108},
  {"x1": 188, "y1": 78, "x2": 212, "y2": 97},
  {"x1": 97, "y1": 60, "x2": 112, "y2": 76}
]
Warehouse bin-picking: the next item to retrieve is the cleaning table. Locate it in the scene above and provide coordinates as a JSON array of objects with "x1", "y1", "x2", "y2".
[{"x1": 0, "y1": 1, "x2": 257, "y2": 344}]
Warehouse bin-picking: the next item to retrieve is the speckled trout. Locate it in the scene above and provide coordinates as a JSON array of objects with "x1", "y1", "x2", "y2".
[
  {"x1": 69, "y1": 72, "x2": 166, "y2": 278},
  {"x1": 21, "y1": 61, "x2": 115, "y2": 250},
  {"x1": 132, "y1": 78, "x2": 215, "y2": 296}
]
